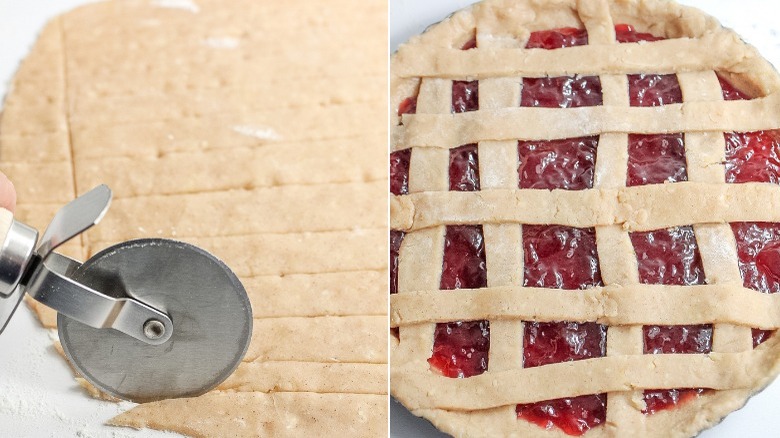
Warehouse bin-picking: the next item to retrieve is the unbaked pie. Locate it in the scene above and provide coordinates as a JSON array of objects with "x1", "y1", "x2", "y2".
[{"x1": 390, "y1": 0, "x2": 780, "y2": 436}]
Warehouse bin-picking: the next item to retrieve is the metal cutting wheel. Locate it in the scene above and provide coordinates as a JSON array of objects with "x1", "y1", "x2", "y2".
[
  {"x1": 0, "y1": 185, "x2": 253, "y2": 402},
  {"x1": 60, "y1": 239, "x2": 252, "y2": 402}
]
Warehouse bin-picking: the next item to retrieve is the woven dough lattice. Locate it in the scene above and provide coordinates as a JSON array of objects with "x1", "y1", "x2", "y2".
[{"x1": 390, "y1": 0, "x2": 780, "y2": 436}]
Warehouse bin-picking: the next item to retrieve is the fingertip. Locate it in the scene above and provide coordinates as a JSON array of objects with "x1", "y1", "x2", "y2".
[{"x1": 0, "y1": 171, "x2": 17, "y2": 213}]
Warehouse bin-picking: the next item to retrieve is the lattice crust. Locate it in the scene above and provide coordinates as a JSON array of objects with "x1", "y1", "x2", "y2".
[{"x1": 390, "y1": 0, "x2": 780, "y2": 436}]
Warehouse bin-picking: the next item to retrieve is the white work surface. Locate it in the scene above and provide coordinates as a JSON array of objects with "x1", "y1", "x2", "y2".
[
  {"x1": 390, "y1": 0, "x2": 780, "y2": 437},
  {"x1": 0, "y1": 1, "x2": 182, "y2": 437}
]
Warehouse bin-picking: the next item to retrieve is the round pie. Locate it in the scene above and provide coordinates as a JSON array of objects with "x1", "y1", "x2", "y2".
[{"x1": 390, "y1": 0, "x2": 780, "y2": 436}]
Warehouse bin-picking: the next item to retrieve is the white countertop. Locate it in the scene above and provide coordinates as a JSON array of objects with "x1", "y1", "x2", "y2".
[{"x1": 390, "y1": 1, "x2": 780, "y2": 437}]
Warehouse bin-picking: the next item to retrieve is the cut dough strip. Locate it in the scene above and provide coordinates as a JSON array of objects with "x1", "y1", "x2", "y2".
[
  {"x1": 110, "y1": 392, "x2": 387, "y2": 438},
  {"x1": 218, "y1": 361, "x2": 387, "y2": 395},
  {"x1": 391, "y1": 182, "x2": 780, "y2": 232},
  {"x1": 394, "y1": 32, "x2": 747, "y2": 78},
  {"x1": 393, "y1": 335, "x2": 780, "y2": 410},
  {"x1": 246, "y1": 271, "x2": 387, "y2": 318},
  {"x1": 246, "y1": 316, "x2": 386, "y2": 364},
  {"x1": 391, "y1": 283, "x2": 780, "y2": 328},
  {"x1": 89, "y1": 228, "x2": 387, "y2": 278},
  {"x1": 87, "y1": 180, "x2": 387, "y2": 241},
  {"x1": 396, "y1": 93, "x2": 780, "y2": 148},
  {"x1": 74, "y1": 361, "x2": 386, "y2": 399},
  {"x1": 73, "y1": 141, "x2": 385, "y2": 198}
]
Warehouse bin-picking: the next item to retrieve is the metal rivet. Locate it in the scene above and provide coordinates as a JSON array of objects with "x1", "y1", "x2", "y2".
[{"x1": 143, "y1": 319, "x2": 165, "y2": 340}]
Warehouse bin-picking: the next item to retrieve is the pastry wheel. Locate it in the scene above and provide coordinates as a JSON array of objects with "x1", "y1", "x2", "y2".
[{"x1": 0, "y1": 185, "x2": 253, "y2": 402}]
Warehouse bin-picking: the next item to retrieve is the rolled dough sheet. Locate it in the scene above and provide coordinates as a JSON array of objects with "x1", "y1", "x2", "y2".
[{"x1": 0, "y1": 0, "x2": 388, "y2": 436}]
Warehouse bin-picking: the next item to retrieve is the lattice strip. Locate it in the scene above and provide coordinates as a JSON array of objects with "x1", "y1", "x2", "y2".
[
  {"x1": 395, "y1": 229, "x2": 443, "y2": 373},
  {"x1": 477, "y1": 32, "x2": 525, "y2": 374},
  {"x1": 581, "y1": 1, "x2": 647, "y2": 427},
  {"x1": 391, "y1": 283, "x2": 780, "y2": 327},
  {"x1": 391, "y1": 182, "x2": 780, "y2": 232},
  {"x1": 394, "y1": 340, "x2": 780, "y2": 410},
  {"x1": 394, "y1": 75, "x2": 452, "y2": 375},
  {"x1": 677, "y1": 71, "x2": 754, "y2": 355},
  {"x1": 393, "y1": 32, "x2": 746, "y2": 79},
  {"x1": 593, "y1": 76, "x2": 629, "y2": 190},
  {"x1": 396, "y1": 94, "x2": 780, "y2": 148},
  {"x1": 483, "y1": 224, "x2": 524, "y2": 371}
]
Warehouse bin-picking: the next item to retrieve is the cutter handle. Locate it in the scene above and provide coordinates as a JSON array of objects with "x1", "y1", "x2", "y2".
[
  {"x1": 0, "y1": 207, "x2": 25, "y2": 333},
  {"x1": 0, "y1": 208, "x2": 15, "y2": 298},
  {"x1": 0, "y1": 210, "x2": 37, "y2": 299},
  {"x1": 0, "y1": 208, "x2": 13, "y2": 247}
]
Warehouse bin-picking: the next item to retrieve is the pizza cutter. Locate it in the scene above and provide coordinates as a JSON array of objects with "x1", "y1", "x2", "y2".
[{"x1": 0, "y1": 185, "x2": 253, "y2": 403}]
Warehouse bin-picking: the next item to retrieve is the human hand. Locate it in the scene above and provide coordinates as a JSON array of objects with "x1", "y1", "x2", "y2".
[{"x1": 0, "y1": 172, "x2": 16, "y2": 213}]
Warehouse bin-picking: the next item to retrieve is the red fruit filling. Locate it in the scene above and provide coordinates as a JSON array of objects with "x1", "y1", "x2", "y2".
[
  {"x1": 513, "y1": 26, "x2": 609, "y2": 436},
  {"x1": 451, "y1": 38, "x2": 480, "y2": 113},
  {"x1": 521, "y1": 76, "x2": 603, "y2": 108},
  {"x1": 461, "y1": 37, "x2": 477, "y2": 50},
  {"x1": 429, "y1": 225, "x2": 489, "y2": 377},
  {"x1": 390, "y1": 148, "x2": 411, "y2": 196},
  {"x1": 526, "y1": 27, "x2": 588, "y2": 49},
  {"x1": 725, "y1": 130, "x2": 780, "y2": 184},
  {"x1": 644, "y1": 324, "x2": 712, "y2": 355},
  {"x1": 518, "y1": 136, "x2": 598, "y2": 190},
  {"x1": 732, "y1": 223, "x2": 780, "y2": 294},
  {"x1": 720, "y1": 64, "x2": 780, "y2": 186},
  {"x1": 428, "y1": 146, "x2": 489, "y2": 377},
  {"x1": 630, "y1": 225, "x2": 710, "y2": 413},
  {"x1": 398, "y1": 97, "x2": 417, "y2": 116},
  {"x1": 616, "y1": 25, "x2": 682, "y2": 108},
  {"x1": 390, "y1": 230, "x2": 405, "y2": 295},
  {"x1": 626, "y1": 73, "x2": 683, "y2": 107},
  {"x1": 719, "y1": 74, "x2": 751, "y2": 101},
  {"x1": 429, "y1": 320, "x2": 490, "y2": 378},
  {"x1": 523, "y1": 322, "x2": 607, "y2": 368},
  {"x1": 453, "y1": 80, "x2": 479, "y2": 113},
  {"x1": 643, "y1": 389, "x2": 705, "y2": 415},
  {"x1": 522, "y1": 27, "x2": 602, "y2": 109},
  {"x1": 627, "y1": 133, "x2": 687, "y2": 186},
  {"x1": 516, "y1": 395, "x2": 607, "y2": 436},
  {"x1": 629, "y1": 226, "x2": 706, "y2": 287},
  {"x1": 449, "y1": 144, "x2": 480, "y2": 191},
  {"x1": 519, "y1": 224, "x2": 605, "y2": 435},
  {"x1": 642, "y1": 324, "x2": 712, "y2": 414},
  {"x1": 732, "y1": 222, "x2": 780, "y2": 346},
  {"x1": 719, "y1": 72, "x2": 780, "y2": 347},
  {"x1": 753, "y1": 328, "x2": 774, "y2": 348},
  {"x1": 523, "y1": 225, "x2": 603, "y2": 290},
  {"x1": 440, "y1": 225, "x2": 488, "y2": 291},
  {"x1": 614, "y1": 24, "x2": 663, "y2": 43}
]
